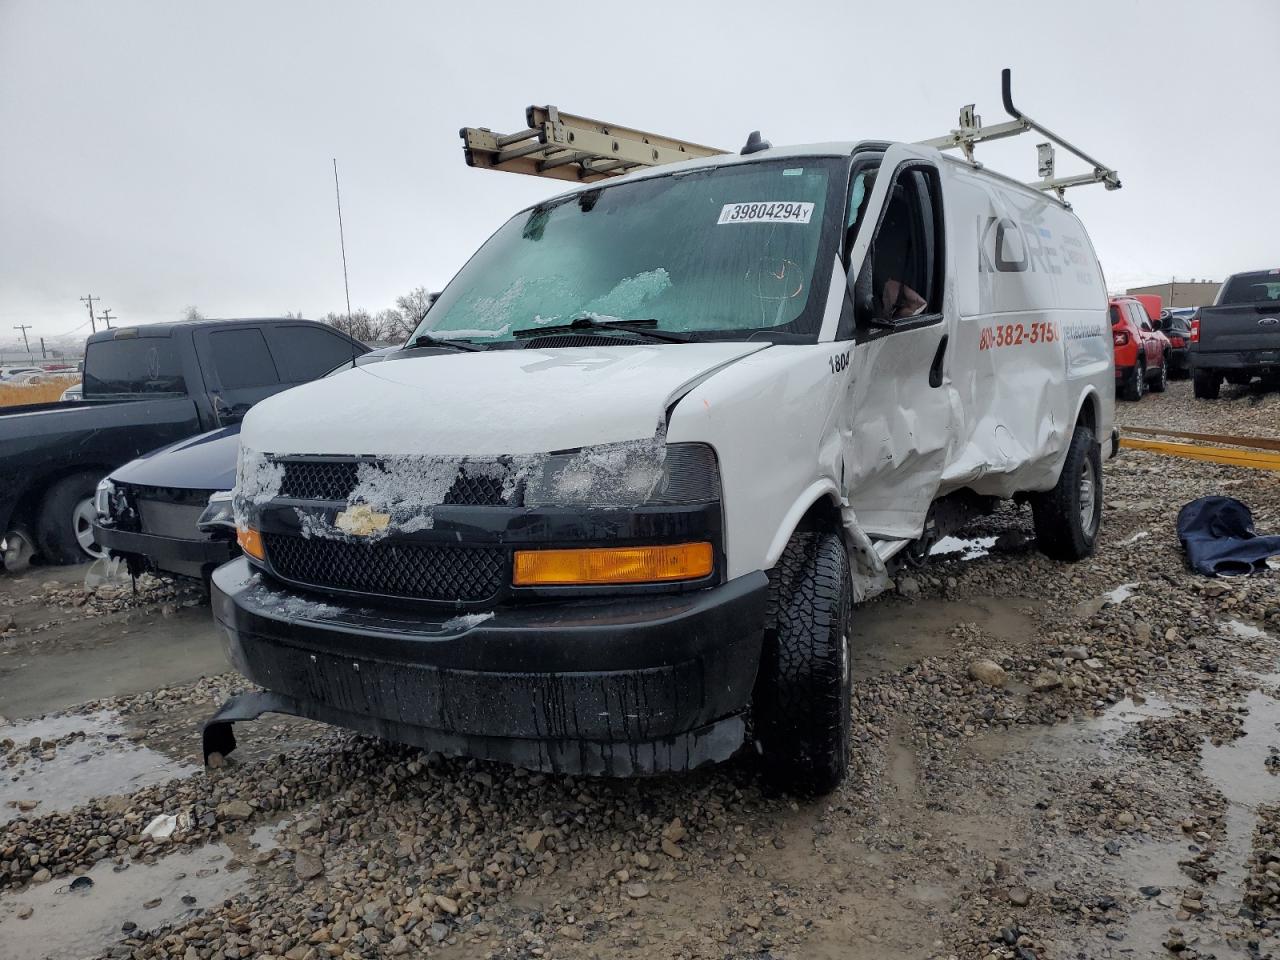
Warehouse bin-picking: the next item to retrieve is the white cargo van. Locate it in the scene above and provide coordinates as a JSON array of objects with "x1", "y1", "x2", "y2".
[{"x1": 208, "y1": 101, "x2": 1117, "y2": 794}]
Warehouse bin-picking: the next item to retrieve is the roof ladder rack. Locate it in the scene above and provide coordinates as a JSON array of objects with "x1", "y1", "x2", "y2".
[
  {"x1": 460, "y1": 106, "x2": 726, "y2": 183},
  {"x1": 919, "y1": 68, "x2": 1121, "y2": 199}
]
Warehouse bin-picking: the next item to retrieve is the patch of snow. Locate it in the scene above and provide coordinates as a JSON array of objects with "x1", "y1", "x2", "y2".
[
  {"x1": 1103, "y1": 582, "x2": 1140, "y2": 604},
  {"x1": 442, "y1": 612, "x2": 495, "y2": 631},
  {"x1": 1119, "y1": 530, "x2": 1150, "y2": 546},
  {"x1": 233, "y1": 446, "x2": 284, "y2": 521},
  {"x1": 583, "y1": 268, "x2": 673, "y2": 318},
  {"x1": 930, "y1": 535, "x2": 998, "y2": 561}
]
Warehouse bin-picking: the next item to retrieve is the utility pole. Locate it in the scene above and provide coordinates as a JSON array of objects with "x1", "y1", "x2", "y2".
[
  {"x1": 1169, "y1": 276, "x2": 1175, "y2": 309},
  {"x1": 39, "y1": 337, "x2": 47, "y2": 359},
  {"x1": 79, "y1": 294, "x2": 99, "y2": 333},
  {"x1": 99, "y1": 308, "x2": 115, "y2": 330},
  {"x1": 13, "y1": 324, "x2": 33, "y2": 355}
]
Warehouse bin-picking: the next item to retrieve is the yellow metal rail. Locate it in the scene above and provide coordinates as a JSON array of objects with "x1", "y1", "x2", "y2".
[{"x1": 1119, "y1": 436, "x2": 1280, "y2": 471}]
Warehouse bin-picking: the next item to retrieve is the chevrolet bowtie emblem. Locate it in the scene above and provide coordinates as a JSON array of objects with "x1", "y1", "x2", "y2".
[{"x1": 335, "y1": 504, "x2": 391, "y2": 536}]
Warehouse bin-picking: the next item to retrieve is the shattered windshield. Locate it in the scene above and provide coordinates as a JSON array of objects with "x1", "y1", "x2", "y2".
[{"x1": 416, "y1": 157, "x2": 845, "y2": 343}]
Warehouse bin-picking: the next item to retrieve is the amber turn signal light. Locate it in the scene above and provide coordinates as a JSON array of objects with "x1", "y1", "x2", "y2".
[
  {"x1": 237, "y1": 525, "x2": 265, "y2": 561},
  {"x1": 513, "y1": 542, "x2": 713, "y2": 586}
]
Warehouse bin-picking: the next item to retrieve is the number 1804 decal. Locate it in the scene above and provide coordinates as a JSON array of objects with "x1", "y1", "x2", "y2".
[{"x1": 978, "y1": 321, "x2": 1059, "y2": 351}]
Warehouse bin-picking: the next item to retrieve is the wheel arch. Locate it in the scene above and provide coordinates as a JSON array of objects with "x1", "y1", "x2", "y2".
[{"x1": 762, "y1": 480, "x2": 843, "y2": 570}]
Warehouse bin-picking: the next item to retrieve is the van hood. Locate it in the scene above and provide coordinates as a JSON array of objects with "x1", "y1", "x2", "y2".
[{"x1": 240, "y1": 342, "x2": 769, "y2": 456}]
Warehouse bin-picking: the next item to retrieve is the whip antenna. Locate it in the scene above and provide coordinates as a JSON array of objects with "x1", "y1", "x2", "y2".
[{"x1": 333, "y1": 158, "x2": 356, "y2": 366}]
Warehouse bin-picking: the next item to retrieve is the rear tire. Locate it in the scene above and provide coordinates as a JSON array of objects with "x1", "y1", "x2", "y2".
[
  {"x1": 1150, "y1": 355, "x2": 1168, "y2": 393},
  {"x1": 754, "y1": 531, "x2": 852, "y2": 797},
  {"x1": 35, "y1": 471, "x2": 107, "y2": 565},
  {"x1": 1122, "y1": 359, "x2": 1145, "y2": 401},
  {"x1": 1031, "y1": 425, "x2": 1101, "y2": 562},
  {"x1": 1192, "y1": 369, "x2": 1221, "y2": 400}
]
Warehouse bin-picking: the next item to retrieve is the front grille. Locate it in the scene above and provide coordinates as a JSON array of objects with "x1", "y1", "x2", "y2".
[
  {"x1": 279, "y1": 460, "x2": 360, "y2": 500},
  {"x1": 275, "y1": 458, "x2": 519, "y2": 506},
  {"x1": 263, "y1": 533, "x2": 505, "y2": 603},
  {"x1": 137, "y1": 499, "x2": 209, "y2": 541}
]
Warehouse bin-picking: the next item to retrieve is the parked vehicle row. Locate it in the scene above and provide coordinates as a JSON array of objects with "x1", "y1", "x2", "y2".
[{"x1": 0, "y1": 318, "x2": 367, "y2": 571}]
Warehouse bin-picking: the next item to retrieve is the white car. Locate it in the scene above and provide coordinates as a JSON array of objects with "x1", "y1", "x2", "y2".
[
  {"x1": 0, "y1": 366, "x2": 42, "y2": 381},
  {"x1": 209, "y1": 137, "x2": 1115, "y2": 793}
]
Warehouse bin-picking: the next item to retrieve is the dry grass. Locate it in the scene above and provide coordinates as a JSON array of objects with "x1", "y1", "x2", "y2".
[{"x1": 0, "y1": 377, "x2": 80, "y2": 407}]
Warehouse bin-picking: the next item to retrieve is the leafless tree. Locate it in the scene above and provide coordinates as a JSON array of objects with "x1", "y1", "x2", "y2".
[
  {"x1": 182, "y1": 306, "x2": 204, "y2": 321},
  {"x1": 394, "y1": 286, "x2": 437, "y2": 335}
]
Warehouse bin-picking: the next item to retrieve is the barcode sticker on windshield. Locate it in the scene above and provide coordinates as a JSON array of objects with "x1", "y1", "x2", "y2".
[{"x1": 717, "y1": 202, "x2": 814, "y2": 225}]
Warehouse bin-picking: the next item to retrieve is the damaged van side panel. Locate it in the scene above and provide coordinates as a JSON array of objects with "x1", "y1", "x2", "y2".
[{"x1": 933, "y1": 162, "x2": 1111, "y2": 498}]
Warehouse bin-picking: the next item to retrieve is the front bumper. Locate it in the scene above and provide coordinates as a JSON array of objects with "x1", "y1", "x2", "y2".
[
  {"x1": 95, "y1": 521, "x2": 236, "y2": 579},
  {"x1": 208, "y1": 558, "x2": 769, "y2": 775}
]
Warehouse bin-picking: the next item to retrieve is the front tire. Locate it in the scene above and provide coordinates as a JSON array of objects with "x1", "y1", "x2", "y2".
[
  {"x1": 1031, "y1": 425, "x2": 1101, "y2": 562},
  {"x1": 754, "y1": 531, "x2": 853, "y2": 797},
  {"x1": 1192, "y1": 369, "x2": 1221, "y2": 400},
  {"x1": 35, "y1": 471, "x2": 108, "y2": 565}
]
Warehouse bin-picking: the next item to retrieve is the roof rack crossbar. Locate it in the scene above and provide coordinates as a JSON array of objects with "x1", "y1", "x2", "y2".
[
  {"x1": 918, "y1": 68, "x2": 1121, "y2": 198},
  {"x1": 461, "y1": 106, "x2": 726, "y2": 183}
]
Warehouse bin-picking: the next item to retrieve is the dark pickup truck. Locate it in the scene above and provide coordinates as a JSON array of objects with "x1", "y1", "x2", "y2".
[
  {"x1": 0, "y1": 318, "x2": 366, "y2": 570},
  {"x1": 1190, "y1": 269, "x2": 1280, "y2": 399}
]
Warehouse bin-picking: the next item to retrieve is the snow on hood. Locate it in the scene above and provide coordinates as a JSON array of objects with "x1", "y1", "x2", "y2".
[{"x1": 238, "y1": 342, "x2": 768, "y2": 457}]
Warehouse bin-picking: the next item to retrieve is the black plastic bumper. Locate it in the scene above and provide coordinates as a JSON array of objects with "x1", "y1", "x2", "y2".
[
  {"x1": 208, "y1": 558, "x2": 769, "y2": 775},
  {"x1": 1190, "y1": 349, "x2": 1280, "y2": 372},
  {"x1": 95, "y1": 521, "x2": 235, "y2": 579}
]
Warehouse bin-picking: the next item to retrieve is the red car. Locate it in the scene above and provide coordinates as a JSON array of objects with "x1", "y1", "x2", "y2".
[{"x1": 1111, "y1": 296, "x2": 1168, "y2": 400}]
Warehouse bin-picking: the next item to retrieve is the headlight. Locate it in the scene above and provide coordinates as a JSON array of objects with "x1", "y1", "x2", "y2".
[
  {"x1": 197, "y1": 490, "x2": 236, "y2": 532},
  {"x1": 522, "y1": 442, "x2": 721, "y2": 507},
  {"x1": 94, "y1": 478, "x2": 115, "y2": 519}
]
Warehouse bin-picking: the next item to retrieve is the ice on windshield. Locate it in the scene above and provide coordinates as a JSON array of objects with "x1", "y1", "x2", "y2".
[{"x1": 421, "y1": 160, "x2": 836, "y2": 341}]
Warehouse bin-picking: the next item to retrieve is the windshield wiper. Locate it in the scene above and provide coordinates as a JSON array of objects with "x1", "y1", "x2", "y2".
[
  {"x1": 511, "y1": 316, "x2": 692, "y2": 343},
  {"x1": 406, "y1": 333, "x2": 486, "y2": 352}
]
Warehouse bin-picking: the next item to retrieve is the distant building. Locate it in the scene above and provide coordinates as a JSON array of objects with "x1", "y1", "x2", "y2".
[{"x1": 1124, "y1": 280, "x2": 1221, "y2": 309}]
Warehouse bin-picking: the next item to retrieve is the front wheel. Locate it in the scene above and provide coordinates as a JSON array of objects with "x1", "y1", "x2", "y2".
[
  {"x1": 754, "y1": 531, "x2": 853, "y2": 797},
  {"x1": 1031, "y1": 425, "x2": 1101, "y2": 562},
  {"x1": 35, "y1": 471, "x2": 109, "y2": 565},
  {"x1": 1192, "y1": 369, "x2": 1221, "y2": 400}
]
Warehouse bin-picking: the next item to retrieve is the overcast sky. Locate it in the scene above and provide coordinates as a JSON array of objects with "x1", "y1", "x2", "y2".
[{"x1": 1, "y1": 0, "x2": 1275, "y2": 342}]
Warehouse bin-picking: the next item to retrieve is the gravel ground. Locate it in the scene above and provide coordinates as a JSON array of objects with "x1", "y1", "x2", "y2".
[{"x1": 0, "y1": 378, "x2": 1277, "y2": 960}]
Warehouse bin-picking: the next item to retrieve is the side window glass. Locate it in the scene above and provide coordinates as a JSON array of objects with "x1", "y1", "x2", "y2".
[
  {"x1": 269, "y1": 326, "x2": 360, "y2": 382},
  {"x1": 209, "y1": 329, "x2": 279, "y2": 389},
  {"x1": 854, "y1": 165, "x2": 943, "y2": 328}
]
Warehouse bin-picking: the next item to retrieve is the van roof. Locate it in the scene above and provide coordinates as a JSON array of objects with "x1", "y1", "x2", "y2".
[{"x1": 534, "y1": 139, "x2": 1071, "y2": 211}]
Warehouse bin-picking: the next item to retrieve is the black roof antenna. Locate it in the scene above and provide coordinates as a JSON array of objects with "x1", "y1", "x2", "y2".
[{"x1": 740, "y1": 131, "x2": 771, "y2": 155}]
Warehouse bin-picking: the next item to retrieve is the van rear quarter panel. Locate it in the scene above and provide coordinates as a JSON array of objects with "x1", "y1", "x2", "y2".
[{"x1": 940, "y1": 163, "x2": 1111, "y2": 497}]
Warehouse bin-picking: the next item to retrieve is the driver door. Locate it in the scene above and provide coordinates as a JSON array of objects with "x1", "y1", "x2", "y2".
[{"x1": 839, "y1": 144, "x2": 957, "y2": 540}]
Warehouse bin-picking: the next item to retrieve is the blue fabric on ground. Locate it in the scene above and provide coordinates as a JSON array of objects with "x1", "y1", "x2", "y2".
[{"x1": 1176, "y1": 496, "x2": 1280, "y2": 577}]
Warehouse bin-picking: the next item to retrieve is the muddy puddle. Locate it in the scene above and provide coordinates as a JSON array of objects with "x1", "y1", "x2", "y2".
[
  {"x1": 0, "y1": 710, "x2": 197, "y2": 825},
  {"x1": 976, "y1": 685, "x2": 1280, "y2": 958},
  {"x1": 0, "y1": 843, "x2": 246, "y2": 960},
  {"x1": 854, "y1": 596, "x2": 1038, "y2": 677}
]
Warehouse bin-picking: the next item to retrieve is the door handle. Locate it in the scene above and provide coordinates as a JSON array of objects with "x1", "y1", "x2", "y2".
[{"x1": 928, "y1": 334, "x2": 949, "y2": 388}]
